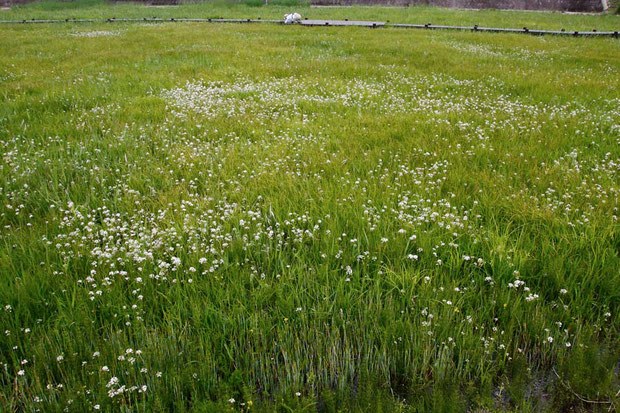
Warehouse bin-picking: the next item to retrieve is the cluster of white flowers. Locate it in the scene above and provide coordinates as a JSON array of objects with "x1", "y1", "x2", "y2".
[{"x1": 69, "y1": 30, "x2": 122, "y2": 38}]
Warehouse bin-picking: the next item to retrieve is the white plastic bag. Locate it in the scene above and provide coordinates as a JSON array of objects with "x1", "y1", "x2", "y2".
[{"x1": 284, "y1": 13, "x2": 302, "y2": 24}]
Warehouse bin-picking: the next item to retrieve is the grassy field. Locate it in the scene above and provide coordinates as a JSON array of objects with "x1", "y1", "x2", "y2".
[
  {"x1": 1, "y1": 1, "x2": 619, "y2": 412},
  {"x1": 2, "y1": 0, "x2": 620, "y2": 31}
]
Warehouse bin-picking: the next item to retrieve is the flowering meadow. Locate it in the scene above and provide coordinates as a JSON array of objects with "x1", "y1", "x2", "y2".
[{"x1": 0, "y1": 4, "x2": 619, "y2": 412}]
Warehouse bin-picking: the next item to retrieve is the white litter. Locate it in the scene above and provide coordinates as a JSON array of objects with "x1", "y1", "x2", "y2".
[{"x1": 283, "y1": 13, "x2": 302, "y2": 24}]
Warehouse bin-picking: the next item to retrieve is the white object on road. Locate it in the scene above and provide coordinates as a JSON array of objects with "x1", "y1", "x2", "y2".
[{"x1": 284, "y1": 13, "x2": 302, "y2": 24}]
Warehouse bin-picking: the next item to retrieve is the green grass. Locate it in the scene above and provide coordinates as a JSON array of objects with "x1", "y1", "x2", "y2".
[
  {"x1": 2, "y1": 0, "x2": 620, "y2": 31},
  {"x1": 0, "y1": 2, "x2": 619, "y2": 412}
]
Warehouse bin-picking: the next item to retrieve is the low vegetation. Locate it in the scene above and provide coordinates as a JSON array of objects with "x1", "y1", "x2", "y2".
[
  {"x1": 2, "y1": 0, "x2": 620, "y2": 31},
  {"x1": 0, "y1": 2, "x2": 619, "y2": 411}
]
